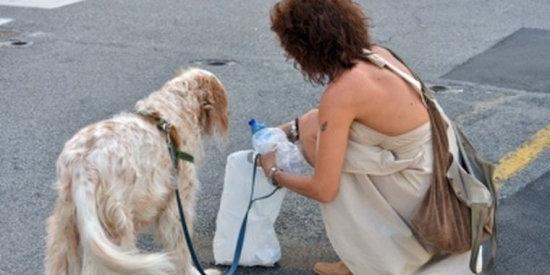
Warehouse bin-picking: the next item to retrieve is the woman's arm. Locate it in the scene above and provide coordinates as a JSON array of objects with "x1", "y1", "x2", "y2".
[{"x1": 260, "y1": 84, "x2": 357, "y2": 203}]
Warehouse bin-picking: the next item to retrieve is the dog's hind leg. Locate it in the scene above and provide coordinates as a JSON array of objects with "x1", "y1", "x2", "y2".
[
  {"x1": 96, "y1": 191, "x2": 137, "y2": 251},
  {"x1": 81, "y1": 188, "x2": 139, "y2": 274},
  {"x1": 45, "y1": 194, "x2": 81, "y2": 275}
]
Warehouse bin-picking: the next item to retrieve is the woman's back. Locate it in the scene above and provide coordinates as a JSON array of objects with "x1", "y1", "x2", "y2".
[{"x1": 330, "y1": 46, "x2": 430, "y2": 137}]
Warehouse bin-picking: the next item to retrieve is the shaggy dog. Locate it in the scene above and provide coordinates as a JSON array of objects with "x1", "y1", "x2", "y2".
[{"x1": 45, "y1": 68, "x2": 228, "y2": 275}]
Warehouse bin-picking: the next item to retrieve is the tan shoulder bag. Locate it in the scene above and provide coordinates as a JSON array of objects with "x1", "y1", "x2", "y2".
[{"x1": 363, "y1": 47, "x2": 498, "y2": 274}]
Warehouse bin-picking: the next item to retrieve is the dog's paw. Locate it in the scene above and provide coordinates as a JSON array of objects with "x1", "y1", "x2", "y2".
[{"x1": 205, "y1": 268, "x2": 222, "y2": 275}]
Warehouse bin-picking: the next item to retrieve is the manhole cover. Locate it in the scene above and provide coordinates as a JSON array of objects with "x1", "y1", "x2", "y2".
[
  {"x1": 191, "y1": 59, "x2": 237, "y2": 66},
  {"x1": 444, "y1": 28, "x2": 550, "y2": 93}
]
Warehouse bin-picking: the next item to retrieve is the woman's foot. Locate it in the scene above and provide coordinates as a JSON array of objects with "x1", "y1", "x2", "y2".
[{"x1": 313, "y1": 261, "x2": 352, "y2": 275}]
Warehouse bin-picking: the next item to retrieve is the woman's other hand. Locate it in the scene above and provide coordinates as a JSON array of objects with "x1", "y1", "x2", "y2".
[{"x1": 259, "y1": 151, "x2": 277, "y2": 176}]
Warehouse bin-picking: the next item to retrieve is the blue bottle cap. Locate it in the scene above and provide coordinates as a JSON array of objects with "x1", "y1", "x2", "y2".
[{"x1": 248, "y1": 119, "x2": 267, "y2": 134}]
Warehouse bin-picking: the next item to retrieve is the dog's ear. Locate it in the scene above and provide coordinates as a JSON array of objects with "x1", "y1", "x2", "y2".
[{"x1": 195, "y1": 72, "x2": 229, "y2": 137}]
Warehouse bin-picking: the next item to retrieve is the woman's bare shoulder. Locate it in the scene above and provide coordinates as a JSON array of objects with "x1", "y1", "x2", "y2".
[
  {"x1": 319, "y1": 46, "x2": 398, "y2": 109},
  {"x1": 331, "y1": 61, "x2": 380, "y2": 91},
  {"x1": 321, "y1": 63, "x2": 380, "y2": 113}
]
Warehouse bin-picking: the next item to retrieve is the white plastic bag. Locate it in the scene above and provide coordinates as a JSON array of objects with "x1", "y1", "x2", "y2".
[{"x1": 213, "y1": 150, "x2": 287, "y2": 266}]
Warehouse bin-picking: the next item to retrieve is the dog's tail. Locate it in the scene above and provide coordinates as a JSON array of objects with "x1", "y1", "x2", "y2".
[{"x1": 73, "y1": 166, "x2": 174, "y2": 274}]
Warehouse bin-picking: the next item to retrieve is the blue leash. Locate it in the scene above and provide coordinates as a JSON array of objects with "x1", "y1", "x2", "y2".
[
  {"x1": 175, "y1": 189, "x2": 207, "y2": 275},
  {"x1": 176, "y1": 153, "x2": 281, "y2": 275}
]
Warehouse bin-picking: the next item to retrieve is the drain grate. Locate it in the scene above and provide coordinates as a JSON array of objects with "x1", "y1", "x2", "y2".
[
  {"x1": 430, "y1": 85, "x2": 448, "y2": 93},
  {"x1": 429, "y1": 85, "x2": 463, "y2": 94},
  {"x1": 0, "y1": 39, "x2": 31, "y2": 48},
  {"x1": 11, "y1": 40, "x2": 27, "y2": 46},
  {"x1": 191, "y1": 59, "x2": 238, "y2": 66}
]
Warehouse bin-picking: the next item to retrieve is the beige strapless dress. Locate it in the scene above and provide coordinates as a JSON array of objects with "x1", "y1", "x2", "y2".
[{"x1": 320, "y1": 121, "x2": 472, "y2": 275}]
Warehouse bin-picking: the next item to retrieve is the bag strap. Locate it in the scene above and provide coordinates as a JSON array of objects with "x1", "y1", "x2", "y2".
[
  {"x1": 362, "y1": 48, "x2": 426, "y2": 106},
  {"x1": 175, "y1": 188, "x2": 207, "y2": 275}
]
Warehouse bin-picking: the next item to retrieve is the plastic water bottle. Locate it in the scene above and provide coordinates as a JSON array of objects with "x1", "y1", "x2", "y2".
[{"x1": 249, "y1": 119, "x2": 312, "y2": 174}]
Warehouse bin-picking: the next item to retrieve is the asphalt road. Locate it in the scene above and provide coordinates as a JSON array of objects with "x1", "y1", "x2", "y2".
[{"x1": 0, "y1": 1, "x2": 549, "y2": 274}]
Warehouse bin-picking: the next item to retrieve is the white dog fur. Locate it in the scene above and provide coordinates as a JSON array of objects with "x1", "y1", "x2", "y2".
[{"x1": 44, "y1": 68, "x2": 228, "y2": 275}]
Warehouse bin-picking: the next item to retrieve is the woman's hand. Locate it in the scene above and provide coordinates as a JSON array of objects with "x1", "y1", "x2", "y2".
[{"x1": 259, "y1": 151, "x2": 277, "y2": 177}]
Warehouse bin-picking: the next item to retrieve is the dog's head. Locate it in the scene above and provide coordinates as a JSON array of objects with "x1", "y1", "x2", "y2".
[{"x1": 178, "y1": 68, "x2": 229, "y2": 137}]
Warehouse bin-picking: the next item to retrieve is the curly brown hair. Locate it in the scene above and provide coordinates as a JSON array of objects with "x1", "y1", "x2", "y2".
[{"x1": 271, "y1": 0, "x2": 371, "y2": 85}]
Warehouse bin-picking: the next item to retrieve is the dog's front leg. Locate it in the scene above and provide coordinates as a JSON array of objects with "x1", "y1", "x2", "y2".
[{"x1": 155, "y1": 192, "x2": 199, "y2": 275}]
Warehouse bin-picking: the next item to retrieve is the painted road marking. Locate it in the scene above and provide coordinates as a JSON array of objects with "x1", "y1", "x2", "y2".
[
  {"x1": 494, "y1": 126, "x2": 550, "y2": 189},
  {"x1": 0, "y1": 0, "x2": 84, "y2": 9},
  {"x1": 0, "y1": 18, "x2": 12, "y2": 25}
]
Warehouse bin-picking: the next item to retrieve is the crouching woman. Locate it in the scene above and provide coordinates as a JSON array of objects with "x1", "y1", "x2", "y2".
[{"x1": 259, "y1": 0, "x2": 473, "y2": 274}]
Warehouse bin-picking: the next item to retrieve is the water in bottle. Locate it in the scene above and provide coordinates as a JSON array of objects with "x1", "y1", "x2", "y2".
[{"x1": 249, "y1": 119, "x2": 312, "y2": 175}]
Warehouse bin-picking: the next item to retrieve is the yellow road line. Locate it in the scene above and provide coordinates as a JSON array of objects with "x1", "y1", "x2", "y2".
[{"x1": 493, "y1": 126, "x2": 550, "y2": 189}]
